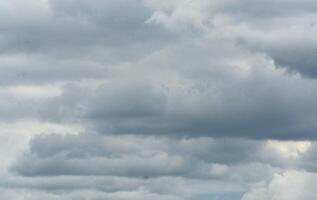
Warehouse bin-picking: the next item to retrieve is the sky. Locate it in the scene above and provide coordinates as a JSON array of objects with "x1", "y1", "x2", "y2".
[{"x1": 1, "y1": 0, "x2": 317, "y2": 199}]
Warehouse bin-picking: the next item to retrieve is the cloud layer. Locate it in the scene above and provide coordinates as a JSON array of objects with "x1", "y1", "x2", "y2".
[{"x1": 1, "y1": 0, "x2": 317, "y2": 199}]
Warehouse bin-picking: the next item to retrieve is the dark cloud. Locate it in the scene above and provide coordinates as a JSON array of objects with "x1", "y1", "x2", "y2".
[
  {"x1": 36, "y1": 39, "x2": 317, "y2": 139},
  {"x1": 12, "y1": 133, "x2": 259, "y2": 178},
  {"x1": 11, "y1": 132, "x2": 317, "y2": 199},
  {"x1": 213, "y1": 8, "x2": 317, "y2": 78},
  {"x1": 14, "y1": 132, "x2": 316, "y2": 179}
]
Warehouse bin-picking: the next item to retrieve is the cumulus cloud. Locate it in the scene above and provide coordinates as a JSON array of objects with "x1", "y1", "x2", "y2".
[
  {"x1": 36, "y1": 38, "x2": 317, "y2": 139},
  {"x1": 1, "y1": 0, "x2": 317, "y2": 199},
  {"x1": 11, "y1": 132, "x2": 317, "y2": 199},
  {"x1": 11, "y1": 134, "x2": 259, "y2": 178},
  {"x1": 242, "y1": 171, "x2": 317, "y2": 200}
]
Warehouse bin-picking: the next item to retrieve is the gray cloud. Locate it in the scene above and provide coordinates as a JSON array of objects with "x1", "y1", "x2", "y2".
[
  {"x1": 14, "y1": 132, "x2": 313, "y2": 181},
  {"x1": 0, "y1": 0, "x2": 173, "y2": 55},
  {"x1": 0, "y1": 188, "x2": 182, "y2": 200},
  {"x1": 233, "y1": 14, "x2": 317, "y2": 78},
  {"x1": 0, "y1": 0, "x2": 175, "y2": 87},
  {"x1": 12, "y1": 132, "x2": 317, "y2": 199},
  {"x1": 36, "y1": 38, "x2": 317, "y2": 139},
  {"x1": 2, "y1": 0, "x2": 317, "y2": 199},
  {"x1": 12, "y1": 133, "x2": 259, "y2": 178},
  {"x1": 8, "y1": 133, "x2": 271, "y2": 199}
]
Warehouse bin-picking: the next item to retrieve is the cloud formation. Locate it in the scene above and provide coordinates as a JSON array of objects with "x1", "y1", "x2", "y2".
[{"x1": 1, "y1": 0, "x2": 317, "y2": 199}]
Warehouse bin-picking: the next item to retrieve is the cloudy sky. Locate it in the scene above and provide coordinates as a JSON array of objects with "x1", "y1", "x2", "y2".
[{"x1": 1, "y1": 0, "x2": 317, "y2": 199}]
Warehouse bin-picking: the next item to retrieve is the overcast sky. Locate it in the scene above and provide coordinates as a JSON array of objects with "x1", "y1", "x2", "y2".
[{"x1": 1, "y1": 0, "x2": 317, "y2": 199}]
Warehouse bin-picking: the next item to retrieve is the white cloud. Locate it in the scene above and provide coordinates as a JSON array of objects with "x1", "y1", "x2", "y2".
[
  {"x1": 266, "y1": 140, "x2": 311, "y2": 159},
  {"x1": 242, "y1": 170, "x2": 317, "y2": 200}
]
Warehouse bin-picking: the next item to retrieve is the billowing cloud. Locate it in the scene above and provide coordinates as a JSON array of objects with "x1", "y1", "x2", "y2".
[
  {"x1": 242, "y1": 171, "x2": 317, "y2": 200},
  {"x1": 1, "y1": 0, "x2": 317, "y2": 199},
  {"x1": 9, "y1": 132, "x2": 317, "y2": 199},
  {"x1": 36, "y1": 38, "x2": 317, "y2": 139}
]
